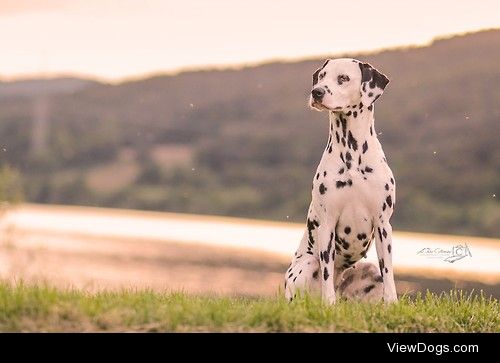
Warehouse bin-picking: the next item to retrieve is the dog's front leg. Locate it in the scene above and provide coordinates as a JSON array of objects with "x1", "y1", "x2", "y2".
[
  {"x1": 374, "y1": 222, "x2": 398, "y2": 303},
  {"x1": 318, "y1": 225, "x2": 336, "y2": 305}
]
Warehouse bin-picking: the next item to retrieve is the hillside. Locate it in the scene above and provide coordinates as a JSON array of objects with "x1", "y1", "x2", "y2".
[
  {"x1": 0, "y1": 29, "x2": 499, "y2": 237},
  {"x1": 0, "y1": 77, "x2": 99, "y2": 98}
]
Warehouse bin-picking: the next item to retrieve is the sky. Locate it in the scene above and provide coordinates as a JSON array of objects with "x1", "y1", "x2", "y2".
[{"x1": 1, "y1": 0, "x2": 499, "y2": 81}]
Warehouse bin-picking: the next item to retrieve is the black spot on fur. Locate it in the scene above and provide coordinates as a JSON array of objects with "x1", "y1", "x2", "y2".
[
  {"x1": 346, "y1": 111, "x2": 352, "y2": 116},
  {"x1": 390, "y1": 177, "x2": 395, "y2": 185},
  {"x1": 323, "y1": 267, "x2": 329, "y2": 281},
  {"x1": 375, "y1": 275, "x2": 383, "y2": 283},
  {"x1": 357, "y1": 233, "x2": 367, "y2": 240},
  {"x1": 368, "y1": 104, "x2": 373, "y2": 111},
  {"x1": 307, "y1": 218, "x2": 320, "y2": 246},
  {"x1": 338, "y1": 167, "x2": 344, "y2": 174},
  {"x1": 336, "y1": 180, "x2": 347, "y2": 188},
  {"x1": 335, "y1": 131, "x2": 340, "y2": 143},
  {"x1": 362, "y1": 141, "x2": 368, "y2": 154},
  {"x1": 347, "y1": 179, "x2": 352, "y2": 186},
  {"x1": 385, "y1": 267, "x2": 388, "y2": 274},
  {"x1": 344, "y1": 226, "x2": 351, "y2": 234},
  {"x1": 377, "y1": 227, "x2": 383, "y2": 241},
  {"x1": 379, "y1": 258, "x2": 385, "y2": 273},
  {"x1": 386, "y1": 195, "x2": 393, "y2": 207},
  {"x1": 341, "y1": 116, "x2": 347, "y2": 137},
  {"x1": 347, "y1": 132, "x2": 358, "y2": 151},
  {"x1": 365, "y1": 166, "x2": 373, "y2": 173},
  {"x1": 323, "y1": 251, "x2": 329, "y2": 264},
  {"x1": 382, "y1": 203, "x2": 386, "y2": 211},
  {"x1": 364, "y1": 284, "x2": 376, "y2": 294},
  {"x1": 336, "y1": 235, "x2": 350, "y2": 250},
  {"x1": 319, "y1": 183, "x2": 327, "y2": 194},
  {"x1": 382, "y1": 228, "x2": 387, "y2": 238},
  {"x1": 353, "y1": 111, "x2": 357, "y2": 118},
  {"x1": 312, "y1": 270, "x2": 319, "y2": 279},
  {"x1": 388, "y1": 244, "x2": 392, "y2": 254},
  {"x1": 368, "y1": 92, "x2": 373, "y2": 97},
  {"x1": 385, "y1": 183, "x2": 389, "y2": 191},
  {"x1": 358, "y1": 155, "x2": 362, "y2": 165},
  {"x1": 346, "y1": 151, "x2": 352, "y2": 161},
  {"x1": 340, "y1": 152, "x2": 345, "y2": 162},
  {"x1": 346, "y1": 161, "x2": 351, "y2": 170}
]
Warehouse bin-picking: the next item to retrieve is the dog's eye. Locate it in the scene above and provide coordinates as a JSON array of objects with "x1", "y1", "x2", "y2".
[
  {"x1": 319, "y1": 71, "x2": 326, "y2": 81},
  {"x1": 337, "y1": 74, "x2": 350, "y2": 85}
]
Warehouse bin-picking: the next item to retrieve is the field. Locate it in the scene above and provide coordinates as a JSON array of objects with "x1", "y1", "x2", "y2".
[
  {"x1": 0, "y1": 282, "x2": 497, "y2": 332},
  {"x1": 1, "y1": 204, "x2": 499, "y2": 332}
]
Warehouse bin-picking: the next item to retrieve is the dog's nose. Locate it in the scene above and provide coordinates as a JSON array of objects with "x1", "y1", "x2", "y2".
[{"x1": 311, "y1": 87, "x2": 325, "y2": 101}]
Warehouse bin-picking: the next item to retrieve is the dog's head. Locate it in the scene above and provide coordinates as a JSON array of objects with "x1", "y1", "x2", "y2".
[{"x1": 309, "y1": 58, "x2": 389, "y2": 112}]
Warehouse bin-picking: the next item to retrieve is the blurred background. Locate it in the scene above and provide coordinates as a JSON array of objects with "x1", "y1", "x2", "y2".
[{"x1": 0, "y1": 0, "x2": 499, "y2": 298}]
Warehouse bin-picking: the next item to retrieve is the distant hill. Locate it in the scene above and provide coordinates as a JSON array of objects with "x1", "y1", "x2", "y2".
[
  {"x1": 0, "y1": 77, "x2": 100, "y2": 99},
  {"x1": 0, "y1": 29, "x2": 499, "y2": 237}
]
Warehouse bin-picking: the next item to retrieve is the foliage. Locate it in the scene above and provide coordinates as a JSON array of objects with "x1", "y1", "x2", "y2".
[
  {"x1": 0, "y1": 30, "x2": 499, "y2": 236},
  {"x1": 0, "y1": 165, "x2": 23, "y2": 204}
]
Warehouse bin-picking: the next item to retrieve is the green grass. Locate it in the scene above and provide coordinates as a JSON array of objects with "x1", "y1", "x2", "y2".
[{"x1": 0, "y1": 282, "x2": 498, "y2": 332}]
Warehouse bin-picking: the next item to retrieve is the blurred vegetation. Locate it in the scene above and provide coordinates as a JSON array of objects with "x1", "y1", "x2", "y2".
[
  {"x1": 0, "y1": 30, "x2": 498, "y2": 237},
  {"x1": 0, "y1": 165, "x2": 24, "y2": 204}
]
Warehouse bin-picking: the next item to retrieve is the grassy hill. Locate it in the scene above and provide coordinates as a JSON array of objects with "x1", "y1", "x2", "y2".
[{"x1": 0, "y1": 29, "x2": 499, "y2": 237}]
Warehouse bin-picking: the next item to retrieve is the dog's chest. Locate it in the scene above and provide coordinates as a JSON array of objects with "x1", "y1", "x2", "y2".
[
  {"x1": 311, "y1": 142, "x2": 394, "y2": 267},
  {"x1": 312, "y1": 141, "x2": 391, "y2": 214}
]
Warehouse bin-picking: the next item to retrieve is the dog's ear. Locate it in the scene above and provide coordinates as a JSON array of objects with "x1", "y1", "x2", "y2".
[
  {"x1": 359, "y1": 62, "x2": 389, "y2": 107},
  {"x1": 312, "y1": 60, "x2": 330, "y2": 86}
]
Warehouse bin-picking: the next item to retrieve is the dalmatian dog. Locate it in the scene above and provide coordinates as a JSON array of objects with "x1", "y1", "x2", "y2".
[{"x1": 284, "y1": 58, "x2": 397, "y2": 305}]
